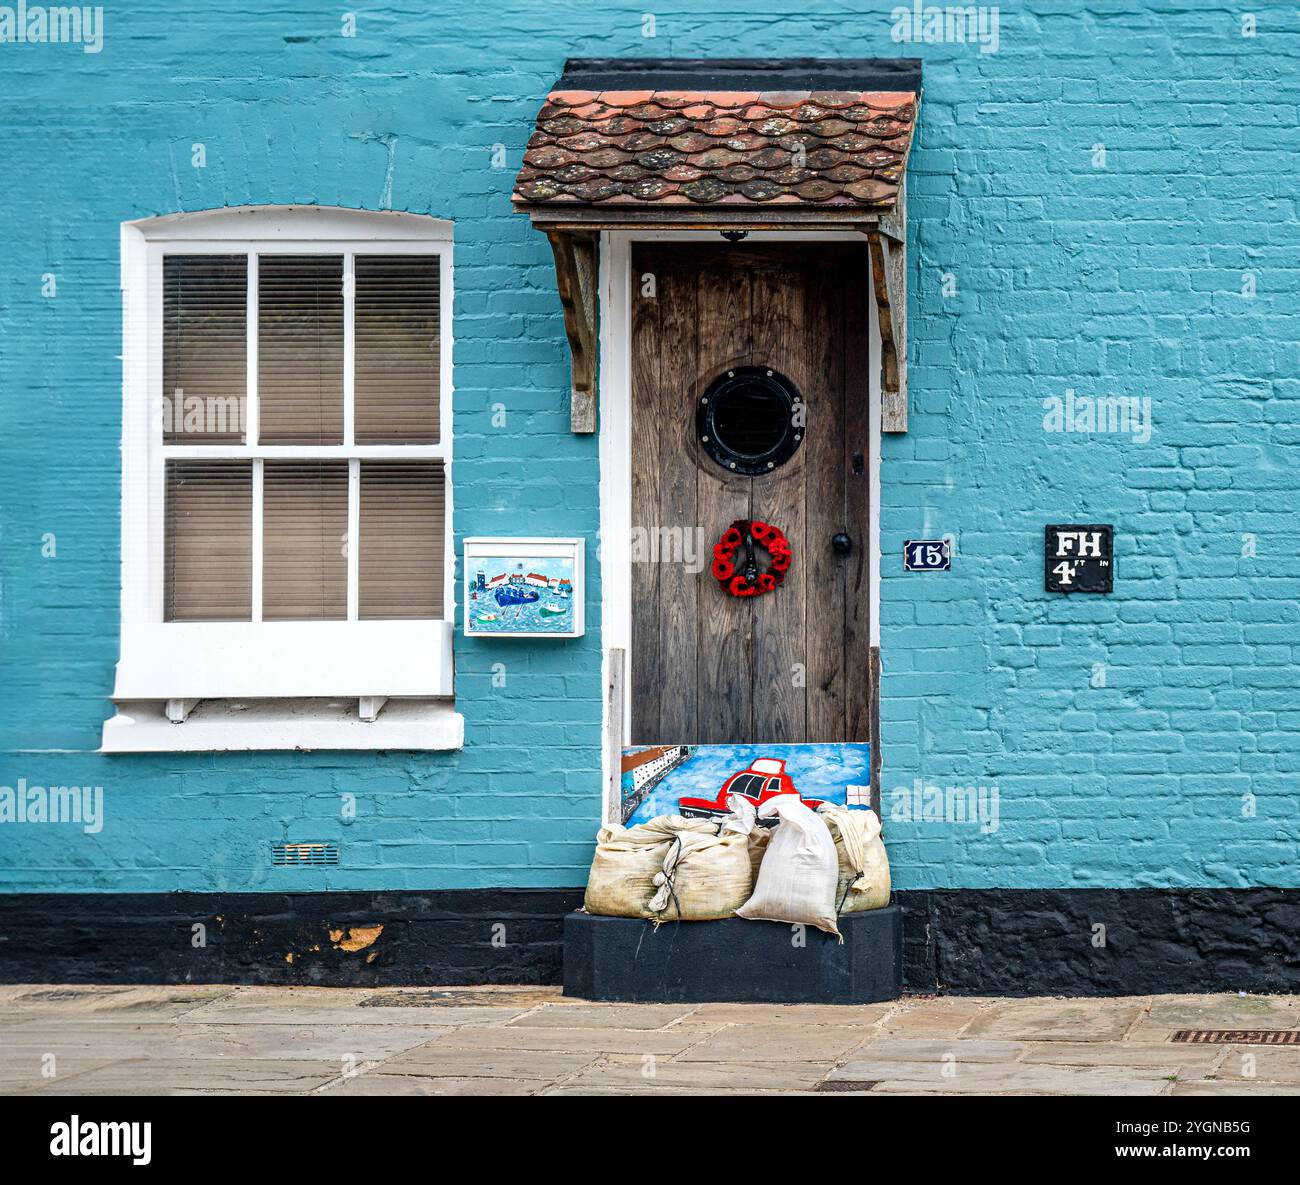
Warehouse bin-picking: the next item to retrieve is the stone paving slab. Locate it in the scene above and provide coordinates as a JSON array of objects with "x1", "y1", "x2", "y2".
[
  {"x1": 854, "y1": 1039, "x2": 1025, "y2": 1062},
  {"x1": 182, "y1": 1000, "x2": 523, "y2": 1027},
  {"x1": 1, "y1": 1019, "x2": 439, "y2": 1061},
  {"x1": 376, "y1": 1046, "x2": 599, "y2": 1080},
  {"x1": 426, "y1": 1024, "x2": 713, "y2": 1056},
  {"x1": 558, "y1": 1056, "x2": 831, "y2": 1092},
  {"x1": 675, "y1": 1020, "x2": 868, "y2": 1063},
  {"x1": 1145, "y1": 994, "x2": 1300, "y2": 1029},
  {"x1": 1206, "y1": 1048, "x2": 1300, "y2": 1084},
  {"x1": 1018, "y1": 1041, "x2": 1221, "y2": 1071},
  {"x1": 2, "y1": 985, "x2": 1297, "y2": 1096},
  {"x1": 832, "y1": 1061, "x2": 1176, "y2": 1096},
  {"x1": 505, "y1": 1003, "x2": 695, "y2": 1029},
  {"x1": 874, "y1": 996, "x2": 998, "y2": 1038},
  {"x1": 29, "y1": 1058, "x2": 343, "y2": 1095},
  {"x1": 322, "y1": 1074, "x2": 543, "y2": 1096},
  {"x1": 684, "y1": 1002, "x2": 896, "y2": 1025},
  {"x1": 963, "y1": 1000, "x2": 1145, "y2": 1042},
  {"x1": 0, "y1": 1058, "x2": 123, "y2": 1095},
  {"x1": 1172, "y1": 1081, "x2": 1300, "y2": 1096},
  {"x1": 0, "y1": 985, "x2": 237, "y2": 1023}
]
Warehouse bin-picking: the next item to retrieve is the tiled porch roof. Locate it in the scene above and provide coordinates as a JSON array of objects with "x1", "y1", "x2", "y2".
[{"x1": 513, "y1": 59, "x2": 921, "y2": 211}]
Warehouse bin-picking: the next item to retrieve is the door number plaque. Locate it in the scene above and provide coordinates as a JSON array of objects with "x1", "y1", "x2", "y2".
[
  {"x1": 904, "y1": 539, "x2": 951, "y2": 571},
  {"x1": 1045, "y1": 524, "x2": 1112, "y2": 593}
]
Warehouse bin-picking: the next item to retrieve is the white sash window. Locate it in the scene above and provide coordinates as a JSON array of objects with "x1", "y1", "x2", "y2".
[{"x1": 104, "y1": 207, "x2": 460, "y2": 751}]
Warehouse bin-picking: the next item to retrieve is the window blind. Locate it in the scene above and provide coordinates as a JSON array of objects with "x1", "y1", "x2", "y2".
[
  {"x1": 355, "y1": 255, "x2": 441, "y2": 443},
  {"x1": 164, "y1": 461, "x2": 252, "y2": 620},
  {"x1": 258, "y1": 255, "x2": 344, "y2": 444},
  {"x1": 160, "y1": 246, "x2": 446, "y2": 628},
  {"x1": 359, "y1": 461, "x2": 445, "y2": 619},
  {"x1": 163, "y1": 255, "x2": 247, "y2": 444},
  {"x1": 262, "y1": 461, "x2": 348, "y2": 620}
]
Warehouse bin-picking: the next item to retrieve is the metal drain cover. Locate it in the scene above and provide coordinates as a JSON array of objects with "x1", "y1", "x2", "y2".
[
  {"x1": 1172, "y1": 1029, "x2": 1300, "y2": 1045},
  {"x1": 815, "y1": 1079, "x2": 879, "y2": 1092}
]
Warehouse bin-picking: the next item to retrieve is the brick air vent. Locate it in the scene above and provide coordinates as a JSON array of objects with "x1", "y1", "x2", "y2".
[
  {"x1": 272, "y1": 842, "x2": 339, "y2": 867},
  {"x1": 1172, "y1": 1030, "x2": 1300, "y2": 1045}
]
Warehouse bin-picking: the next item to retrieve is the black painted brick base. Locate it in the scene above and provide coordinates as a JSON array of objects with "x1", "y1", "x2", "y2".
[
  {"x1": 0, "y1": 888, "x2": 1297, "y2": 994},
  {"x1": 0, "y1": 890, "x2": 582, "y2": 987},
  {"x1": 564, "y1": 907, "x2": 902, "y2": 1003},
  {"x1": 897, "y1": 888, "x2": 1300, "y2": 996}
]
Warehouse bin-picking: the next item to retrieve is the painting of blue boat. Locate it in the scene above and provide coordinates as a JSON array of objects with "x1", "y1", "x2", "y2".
[{"x1": 463, "y1": 547, "x2": 580, "y2": 636}]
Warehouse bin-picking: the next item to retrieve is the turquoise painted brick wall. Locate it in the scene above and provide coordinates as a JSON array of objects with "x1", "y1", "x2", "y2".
[{"x1": 1, "y1": 2, "x2": 1297, "y2": 893}]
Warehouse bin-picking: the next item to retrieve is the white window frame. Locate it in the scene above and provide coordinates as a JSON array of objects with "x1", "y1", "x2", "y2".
[{"x1": 106, "y1": 207, "x2": 459, "y2": 748}]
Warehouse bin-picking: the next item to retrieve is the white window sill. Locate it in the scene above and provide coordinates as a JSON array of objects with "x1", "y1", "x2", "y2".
[
  {"x1": 112, "y1": 621, "x2": 455, "y2": 700},
  {"x1": 100, "y1": 698, "x2": 464, "y2": 753}
]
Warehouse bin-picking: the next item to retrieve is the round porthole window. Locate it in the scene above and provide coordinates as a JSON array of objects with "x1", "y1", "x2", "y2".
[{"x1": 696, "y1": 366, "x2": 803, "y2": 476}]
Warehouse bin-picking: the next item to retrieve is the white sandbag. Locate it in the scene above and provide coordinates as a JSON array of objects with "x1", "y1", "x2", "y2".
[
  {"x1": 583, "y1": 798, "x2": 756, "y2": 922},
  {"x1": 736, "y1": 794, "x2": 841, "y2": 938},
  {"x1": 817, "y1": 804, "x2": 891, "y2": 913}
]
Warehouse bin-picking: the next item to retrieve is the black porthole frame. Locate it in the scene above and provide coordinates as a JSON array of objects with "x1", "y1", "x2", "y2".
[{"x1": 695, "y1": 365, "x2": 804, "y2": 476}]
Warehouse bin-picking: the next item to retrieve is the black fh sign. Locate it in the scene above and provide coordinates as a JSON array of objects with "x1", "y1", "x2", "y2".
[{"x1": 1045, "y1": 524, "x2": 1113, "y2": 593}]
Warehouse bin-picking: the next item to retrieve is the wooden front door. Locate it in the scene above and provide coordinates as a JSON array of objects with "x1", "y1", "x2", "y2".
[{"x1": 630, "y1": 242, "x2": 871, "y2": 745}]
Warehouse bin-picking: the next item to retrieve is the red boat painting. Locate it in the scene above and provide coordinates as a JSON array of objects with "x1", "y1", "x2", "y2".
[{"x1": 677, "y1": 757, "x2": 826, "y2": 822}]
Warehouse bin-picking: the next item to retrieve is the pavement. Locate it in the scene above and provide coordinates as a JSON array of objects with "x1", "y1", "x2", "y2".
[{"x1": 2, "y1": 984, "x2": 1299, "y2": 1095}]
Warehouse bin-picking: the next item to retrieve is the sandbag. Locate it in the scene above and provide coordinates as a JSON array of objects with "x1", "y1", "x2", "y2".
[
  {"x1": 583, "y1": 797, "x2": 756, "y2": 922},
  {"x1": 736, "y1": 794, "x2": 841, "y2": 938},
  {"x1": 747, "y1": 825, "x2": 771, "y2": 884},
  {"x1": 817, "y1": 804, "x2": 891, "y2": 913}
]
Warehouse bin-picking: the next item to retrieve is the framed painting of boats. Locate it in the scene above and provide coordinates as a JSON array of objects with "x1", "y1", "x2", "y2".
[{"x1": 463, "y1": 537, "x2": 585, "y2": 638}]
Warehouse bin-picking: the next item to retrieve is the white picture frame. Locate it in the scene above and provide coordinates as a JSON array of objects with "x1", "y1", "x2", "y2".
[{"x1": 462, "y1": 537, "x2": 585, "y2": 638}]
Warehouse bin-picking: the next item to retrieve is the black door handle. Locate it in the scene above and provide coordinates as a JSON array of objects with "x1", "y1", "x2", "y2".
[{"x1": 831, "y1": 533, "x2": 852, "y2": 556}]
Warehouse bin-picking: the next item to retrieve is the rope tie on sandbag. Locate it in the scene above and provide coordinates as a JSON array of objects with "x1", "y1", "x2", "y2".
[
  {"x1": 647, "y1": 833, "x2": 684, "y2": 924},
  {"x1": 837, "y1": 868, "x2": 866, "y2": 914}
]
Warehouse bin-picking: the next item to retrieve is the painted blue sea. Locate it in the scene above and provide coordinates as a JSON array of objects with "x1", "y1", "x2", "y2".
[
  {"x1": 466, "y1": 555, "x2": 576, "y2": 635},
  {"x1": 622, "y1": 742, "x2": 871, "y2": 826}
]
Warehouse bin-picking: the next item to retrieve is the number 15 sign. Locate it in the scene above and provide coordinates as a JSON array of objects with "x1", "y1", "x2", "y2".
[
  {"x1": 1045, "y1": 524, "x2": 1113, "y2": 593},
  {"x1": 904, "y1": 539, "x2": 951, "y2": 571}
]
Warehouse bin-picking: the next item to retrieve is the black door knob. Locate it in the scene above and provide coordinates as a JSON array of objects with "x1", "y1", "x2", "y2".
[{"x1": 831, "y1": 533, "x2": 852, "y2": 555}]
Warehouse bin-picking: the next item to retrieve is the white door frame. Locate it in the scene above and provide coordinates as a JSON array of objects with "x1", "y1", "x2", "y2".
[{"x1": 597, "y1": 229, "x2": 883, "y2": 823}]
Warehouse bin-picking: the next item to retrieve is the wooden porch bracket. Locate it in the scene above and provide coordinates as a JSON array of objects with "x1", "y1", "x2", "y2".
[
  {"x1": 546, "y1": 230, "x2": 599, "y2": 434},
  {"x1": 867, "y1": 227, "x2": 908, "y2": 433}
]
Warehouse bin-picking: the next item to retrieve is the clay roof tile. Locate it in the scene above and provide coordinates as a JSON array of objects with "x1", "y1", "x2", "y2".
[{"x1": 515, "y1": 60, "x2": 920, "y2": 212}]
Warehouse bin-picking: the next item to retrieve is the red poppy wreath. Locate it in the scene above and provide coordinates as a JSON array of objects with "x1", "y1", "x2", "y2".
[{"x1": 711, "y1": 519, "x2": 792, "y2": 598}]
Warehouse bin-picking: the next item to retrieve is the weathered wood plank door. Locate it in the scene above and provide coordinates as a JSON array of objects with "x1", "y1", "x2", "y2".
[{"x1": 630, "y1": 242, "x2": 871, "y2": 745}]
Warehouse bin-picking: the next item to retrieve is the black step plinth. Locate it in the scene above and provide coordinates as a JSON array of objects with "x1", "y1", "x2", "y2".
[{"x1": 563, "y1": 905, "x2": 902, "y2": 1004}]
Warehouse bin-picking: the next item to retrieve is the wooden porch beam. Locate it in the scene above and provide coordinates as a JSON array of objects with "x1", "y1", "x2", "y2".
[
  {"x1": 546, "y1": 230, "x2": 599, "y2": 434},
  {"x1": 867, "y1": 229, "x2": 908, "y2": 433}
]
